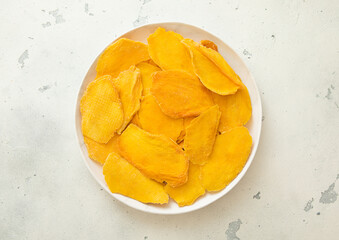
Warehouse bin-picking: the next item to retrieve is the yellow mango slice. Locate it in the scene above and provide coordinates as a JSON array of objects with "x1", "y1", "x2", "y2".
[
  {"x1": 103, "y1": 152, "x2": 169, "y2": 204},
  {"x1": 96, "y1": 38, "x2": 149, "y2": 78},
  {"x1": 212, "y1": 82, "x2": 252, "y2": 132},
  {"x1": 80, "y1": 75, "x2": 123, "y2": 143},
  {"x1": 147, "y1": 27, "x2": 194, "y2": 74},
  {"x1": 200, "y1": 40, "x2": 218, "y2": 52},
  {"x1": 112, "y1": 66, "x2": 143, "y2": 134},
  {"x1": 84, "y1": 135, "x2": 119, "y2": 164},
  {"x1": 182, "y1": 39, "x2": 239, "y2": 95},
  {"x1": 151, "y1": 70, "x2": 214, "y2": 118},
  {"x1": 138, "y1": 95, "x2": 183, "y2": 141},
  {"x1": 136, "y1": 62, "x2": 160, "y2": 96},
  {"x1": 184, "y1": 105, "x2": 221, "y2": 165},
  {"x1": 118, "y1": 124, "x2": 188, "y2": 187},
  {"x1": 165, "y1": 164, "x2": 205, "y2": 207},
  {"x1": 198, "y1": 44, "x2": 241, "y2": 85},
  {"x1": 201, "y1": 127, "x2": 252, "y2": 191}
]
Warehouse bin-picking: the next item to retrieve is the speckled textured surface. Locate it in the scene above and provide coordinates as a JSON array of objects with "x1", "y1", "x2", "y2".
[{"x1": 0, "y1": 0, "x2": 338, "y2": 239}]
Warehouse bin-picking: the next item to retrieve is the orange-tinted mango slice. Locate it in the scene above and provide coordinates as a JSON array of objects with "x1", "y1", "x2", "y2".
[
  {"x1": 165, "y1": 164, "x2": 205, "y2": 207},
  {"x1": 201, "y1": 127, "x2": 252, "y2": 191},
  {"x1": 138, "y1": 94, "x2": 183, "y2": 141},
  {"x1": 212, "y1": 82, "x2": 252, "y2": 132},
  {"x1": 112, "y1": 66, "x2": 143, "y2": 134},
  {"x1": 84, "y1": 135, "x2": 119, "y2": 164},
  {"x1": 200, "y1": 40, "x2": 218, "y2": 52},
  {"x1": 96, "y1": 38, "x2": 149, "y2": 78},
  {"x1": 151, "y1": 70, "x2": 214, "y2": 118},
  {"x1": 136, "y1": 62, "x2": 160, "y2": 96},
  {"x1": 182, "y1": 39, "x2": 239, "y2": 95},
  {"x1": 80, "y1": 75, "x2": 123, "y2": 143},
  {"x1": 184, "y1": 105, "x2": 221, "y2": 165},
  {"x1": 103, "y1": 152, "x2": 169, "y2": 204},
  {"x1": 118, "y1": 124, "x2": 189, "y2": 187},
  {"x1": 147, "y1": 27, "x2": 194, "y2": 74}
]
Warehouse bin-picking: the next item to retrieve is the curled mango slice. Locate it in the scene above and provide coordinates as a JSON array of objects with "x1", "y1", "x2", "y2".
[
  {"x1": 200, "y1": 40, "x2": 218, "y2": 52},
  {"x1": 96, "y1": 38, "x2": 149, "y2": 78},
  {"x1": 84, "y1": 135, "x2": 119, "y2": 164},
  {"x1": 118, "y1": 124, "x2": 189, "y2": 187},
  {"x1": 201, "y1": 127, "x2": 252, "y2": 191},
  {"x1": 151, "y1": 70, "x2": 214, "y2": 118},
  {"x1": 80, "y1": 75, "x2": 123, "y2": 143},
  {"x1": 136, "y1": 62, "x2": 160, "y2": 96},
  {"x1": 182, "y1": 39, "x2": 239, "y2": 95},
  {"x1": 184, "y1": 105, "x2": 221, "y2": 165},
  {"x1": 112, "y1": 66, "x2": 143, "y2": 134},
  {"x1": 165, "y1": 164, "x2": 205, "y2": 207},
  {"x1": 103, "y1": 152, "x2": 169, "y2": 204},
  {"x1": 138, "y1": 94, "x2": 183, "y2": 141},
  {"x1": 147, "y1": 27, "x2": 194, "y2": 74},
  {"x1": 197, "y1": 44, "x2": 241, "y2": 85},
  {"x1": 212, "y1": 82, "x2": 252, "y2": 132}
]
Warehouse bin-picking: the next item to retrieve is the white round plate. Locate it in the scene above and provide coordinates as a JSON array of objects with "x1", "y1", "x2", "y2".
[{"x1": 75, "y1": 22, "x2": 262, "y2": 215}]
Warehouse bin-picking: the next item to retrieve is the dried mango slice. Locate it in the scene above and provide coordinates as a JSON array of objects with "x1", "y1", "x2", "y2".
[
  {"x1": 103, "y1": 152, "x2": 168, "y2": 204},
  {"x1": 136, "y1": 62, "x2": 160, "y2": 96},
  {"x1": 138, "y1": 95, "x2": 183, "y2": 141},
  {"x1": 200, "y1": 40, "x2": 218, "y2": 52},
  {"x1": 96, "y1": 38, "x2": 149, "y2": 78},
  {"x1": 84, "y1": 135, "x2": 119, "y2": 164},
  {"x1": 80, "y1": 75, "x2": 123, "y2": 143},
  {"x1": 112, "y1": 66, "x2": 143, "y2": 134},
  {"x1": 212, "y1": 82, "x2": 252, "y2": 132},
  {"x1": 151, "y1": 70, "x2": 214, "y2": 118},
  {"x1": 182, "y1": 39, "x2": 239, "y2": 95},
  {"x1": 184, "y1": 105, "x2": 221, "y2": 165},
  {"x1": 201, "y1": 127, "x2": 252, "y2": 191},
  {"x1": 118, "y1": 124, "x2": 188, "y2": 187},
  {"x1": 147, "y1": 27, "x2": 194, "y2": 74},
  {"x1": 197, "y1": 44, "x2": 241, "y2": 85},
  {"x1": 165, "y1": 164, "x2": 205, "y2": 207}
]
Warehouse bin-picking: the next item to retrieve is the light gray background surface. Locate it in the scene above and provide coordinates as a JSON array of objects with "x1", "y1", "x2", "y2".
[{"x1": 1, "y1": 0, "x2": 338, "y2": 239}]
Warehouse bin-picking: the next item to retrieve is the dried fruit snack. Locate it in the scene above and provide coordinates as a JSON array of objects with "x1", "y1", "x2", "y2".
[
  {"x1": 184, "y1": 105, "x2": 221, "y2": 165},
  {"x1": 103, "y1": 152, "x2": 169, "y2": 204},
  {"x1": 138, "y1": 94, "x2": 183, "y2": 141},
  {"x1": 148, "y1": 27, "x2": 194, "y2": 74},
  {"x1": 200, "y1": 127, "x2": 252, "y2": 191},
  {"x1": 118, "y1": 124, "x2": 189, "y2": 187},
  {"x1": 182, "y1": 39, "x2": 240, "y2": 95},
  {"x1": 151, "y1": 70, "x2": 214, "y2": 118},
  {"x1": 136, "y1": 61, "x2": 161, "y2": 96},
  {"x1": 84, "y1": 135, "x2": 119, "y2": 164},
  {"x1": 165, "y1": 163, "x2": 205, "y2": 207},
  {"x1": 212, "y1": 81, "x2": 252, "y2": 132},
  {"x1": 112, "y1": 66, "x2": 143, "y2": 134},
  {"x1": 96, "y1": 38, "x2": 149, "y2": 78},
  {"x1": 81, "y1": 75, "x2": 123, "y2": 143},
  {"x1": 200, "y1": 40, "x2": 218, "y2": 52}
]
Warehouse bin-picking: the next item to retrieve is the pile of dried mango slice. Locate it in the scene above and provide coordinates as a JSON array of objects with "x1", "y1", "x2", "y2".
[{"x1": 81, "y1": 27, "x2": 253, "y2": 207}]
